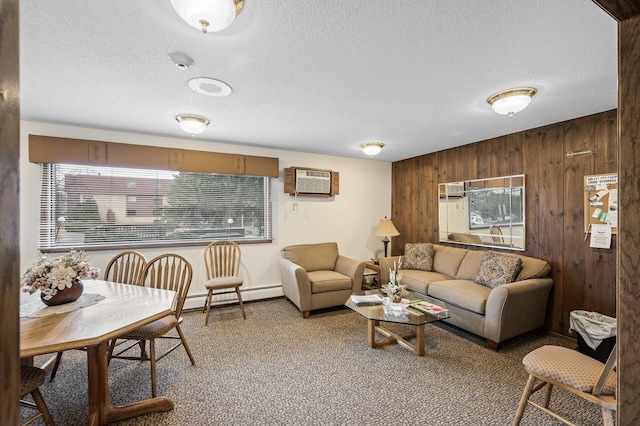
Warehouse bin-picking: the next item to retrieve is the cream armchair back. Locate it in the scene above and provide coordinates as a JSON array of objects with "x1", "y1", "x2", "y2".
[{"x1": 279, "y1": 242, "x2": 365, "y2": 318}]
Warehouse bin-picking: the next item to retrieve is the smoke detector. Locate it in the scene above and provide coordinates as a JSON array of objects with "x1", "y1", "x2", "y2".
[
  {"x1": 188, "y1": 77, "x2": 233, "y2": 97},
  {"x1": 168, "y1": 52, "x2": 194, "y2": 70}
]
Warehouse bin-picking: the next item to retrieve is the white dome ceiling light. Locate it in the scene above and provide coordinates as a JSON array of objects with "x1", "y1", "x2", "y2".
[
  {"x1": 360, "y1": 142, "x2": 385, "y2": 157},
  {"x1": 176, "y1": 114, "x2": 210, "y2": 135},
  {"x1": 170, "y1": 0, "x2": 244, "y2": 33},
  {"x1": 188, "y1": 77, "x2": 233, "y2": 97},
  {"x1": 487, "y1": 87, "x2": 537, "y2": 117}
]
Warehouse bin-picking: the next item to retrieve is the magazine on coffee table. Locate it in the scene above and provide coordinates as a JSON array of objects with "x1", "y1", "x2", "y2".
[
  {"x1": 409, "y1": 300, "x2": 448, "y2": 315},
  {"x1": 350, "y1": 294, "x2": 384, "y2": 306}
]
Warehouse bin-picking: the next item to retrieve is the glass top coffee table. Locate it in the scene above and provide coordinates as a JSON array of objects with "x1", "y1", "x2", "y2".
[{"x1": 345, "y1": 290, "x2": 450, "y2": 356}]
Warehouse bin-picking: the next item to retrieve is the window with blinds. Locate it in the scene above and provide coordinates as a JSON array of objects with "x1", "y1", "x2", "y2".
[{"x1": 39, "y1": 163, "x2": 272, "y2": 249}]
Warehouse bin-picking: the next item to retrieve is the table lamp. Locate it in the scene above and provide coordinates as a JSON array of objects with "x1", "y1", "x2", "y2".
[{"x1": 374, "y1": 217, "x2": 400, "y2": 257}]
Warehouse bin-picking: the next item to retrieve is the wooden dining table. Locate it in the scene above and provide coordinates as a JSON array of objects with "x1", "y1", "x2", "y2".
[{"x1": 20, "y1": 279, "x2": 177, "y2": 425}]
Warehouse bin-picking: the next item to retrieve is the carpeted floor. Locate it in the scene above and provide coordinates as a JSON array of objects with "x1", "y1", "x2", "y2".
[{"x1": 26, "y1": 298, "x2": 612, "y2": 425}]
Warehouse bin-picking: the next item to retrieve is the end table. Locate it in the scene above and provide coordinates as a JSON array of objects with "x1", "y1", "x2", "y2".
[{"x1": 362, "y1": 262, "x2": 381, "y2": 290}]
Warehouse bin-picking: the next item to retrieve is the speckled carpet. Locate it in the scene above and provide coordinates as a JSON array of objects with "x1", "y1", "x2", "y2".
[{"x1": 26, "y1": 298, "x2": 611, "y2": 425}]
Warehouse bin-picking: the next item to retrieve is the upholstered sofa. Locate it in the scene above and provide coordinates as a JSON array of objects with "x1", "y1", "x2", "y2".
[
  {"x1": 379, "y1": 243, "x2": 553, "y2": 350},
  {"x1": 279, "y1": 242, "x2": 365, "y2": 318}
]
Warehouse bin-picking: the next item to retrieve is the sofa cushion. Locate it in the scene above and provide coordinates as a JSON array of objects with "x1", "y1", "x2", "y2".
[
  {"x1": 515, "y1": 255, "x2": 552, "y2": 281},
  {"x1": 474, "y1": 251, "x2": 523, "y2": 288},
  {"x1": 432, "y1": 245, "x2": 468, "y2": 278},
  {"x1": 427, "y1": 279, "x2": 491, "y2": 314},
  {"x1": 456, "y1": 250, "x2": 485, "y2": 280},
  {"x1": 308, "y1": 270, "x2": 352, "y2": 293},
  {"x1": 400, "y1": 269, "x2": 450, "y2": 295},
  {"x1": 403, "y1": 243, "x2": 434, "y2": 271},
  {"x1": 281, "y1": 242, "x2": 338, "y2": 272}
]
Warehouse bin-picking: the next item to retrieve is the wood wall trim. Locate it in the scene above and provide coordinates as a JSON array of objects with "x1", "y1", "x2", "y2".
[
  {"x1": 592, "y1": 0, "x2": 640, "y2": 21},
  {"x1": 0, "y1": 0, "x2": 20, "y2": 422},
  {"x1": 618, "y1": 12, "x2": 640, "y2": 426},
  {"x1": 28, "y1": 134, "x2": 280, "y2": 178}
]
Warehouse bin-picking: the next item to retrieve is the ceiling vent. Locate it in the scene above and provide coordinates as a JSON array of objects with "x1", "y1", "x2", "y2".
[{"x1": 188, "y1": 77, "x2": 233, "y2": 97}]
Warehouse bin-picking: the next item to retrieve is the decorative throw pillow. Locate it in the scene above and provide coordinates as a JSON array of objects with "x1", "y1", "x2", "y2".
[
  {"x1": 474, "y1": 252, "x2": 523, "y2": 288},
  {"x1": 403, "y1": 243, "x2": 434, "y2": 271}
]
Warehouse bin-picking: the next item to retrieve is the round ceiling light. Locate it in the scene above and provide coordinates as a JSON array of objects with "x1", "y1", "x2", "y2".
[
  {"x1": 170, "y1": 0, "x2": 244, "y2": 33},
  {"x1": 188, "y1": 77, "x2": 233, "y2": 97},
  {"x1": 176, "y1": 114, "x2": 210, "y2": 135},
  {"x1": 360, "y1": 142, "x2": 385, "y2": 157},
  {"x1": 487, "y1": 87, "x2": 537, "y2": 117}
]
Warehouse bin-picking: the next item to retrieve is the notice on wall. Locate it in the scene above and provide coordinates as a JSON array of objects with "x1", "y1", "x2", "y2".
[
  {"x1": 584, "y1": 174, "x2": 617, "y2": 235},
  {"x1": 590, "y1": 224, "x2": 612, "y2": 249}
]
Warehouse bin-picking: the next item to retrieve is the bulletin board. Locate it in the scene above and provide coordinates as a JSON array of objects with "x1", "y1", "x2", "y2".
[{"x1": 584, "y1": 174, "x2": 617, "y2": 234}]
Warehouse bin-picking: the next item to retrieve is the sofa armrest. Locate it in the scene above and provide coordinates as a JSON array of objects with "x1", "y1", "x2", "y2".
[
  {"x1": 335, "y1": 255, "x2": 366, "y2": 293},
  {"x1": 378, "y1": 256, "x2": 402, "y2": 285},
  {"x1": 278, "y1": 258, "x2": 313, "y2": 312},
  {"x1": 484, "y1": 277, "x2": 553, "y2": 343}
]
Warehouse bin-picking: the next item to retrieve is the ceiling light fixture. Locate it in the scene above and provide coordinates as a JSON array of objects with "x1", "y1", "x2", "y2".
[
  {"x1": 170, "y1": 0, "x2": 244, "y2": 33},
  {"x1": 176, "y1": 114, "x2": 210, "y2": 135},
  {"x1": 487, "y1": 87, "x2": 537, "y2": 117},
  {"x1": 360, "y1": 142, "x2": 384, "y2": 157}
]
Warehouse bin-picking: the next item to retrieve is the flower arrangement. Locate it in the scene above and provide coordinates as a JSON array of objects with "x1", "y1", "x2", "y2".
[
  {"x1": 384, "y1": 257, "x2": 406, "y2": 301},
  {"x1": 21, "y1": 250, "x2": 100, "y2": 300}
]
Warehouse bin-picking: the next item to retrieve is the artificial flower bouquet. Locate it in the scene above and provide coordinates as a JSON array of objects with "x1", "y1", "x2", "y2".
[
  {"x1": 21, "y1": 250, "x2": 100, "y2": 300},
  {"x1": 384, "y1": 257, "x2": 406, "y2": 301}
]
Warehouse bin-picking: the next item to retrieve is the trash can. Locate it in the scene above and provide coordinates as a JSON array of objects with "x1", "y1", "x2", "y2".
[{"x1": 569, "y1": 310, "x2": 617, "y2": 363}]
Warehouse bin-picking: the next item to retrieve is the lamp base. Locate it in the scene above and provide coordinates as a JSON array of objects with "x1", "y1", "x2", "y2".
[{"x1": 382, "y1": 238, "x2": 390, "y2": 258}]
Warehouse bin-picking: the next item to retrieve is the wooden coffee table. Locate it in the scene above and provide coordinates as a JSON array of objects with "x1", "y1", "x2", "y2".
[{"x1": 345, "y1": 290, "x2": 449, "y2": 356}]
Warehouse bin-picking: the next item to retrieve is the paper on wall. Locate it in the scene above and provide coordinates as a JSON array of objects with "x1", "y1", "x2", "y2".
[
  {"x1": 607, "y1": 189, "x2": 618, "y2": 227},
  {"x1": 590, "y1": 224, "x2": 612, "y2": 249}
]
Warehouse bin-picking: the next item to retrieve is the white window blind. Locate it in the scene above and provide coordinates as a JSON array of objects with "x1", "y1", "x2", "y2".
[{"x1": 39, "y1": 163, "x2": 272, "y2": 249}]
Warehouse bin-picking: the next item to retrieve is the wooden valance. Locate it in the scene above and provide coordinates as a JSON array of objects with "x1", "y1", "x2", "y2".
[{"x1": 28, "y1": 134, "x2": 279, "y2": 178}]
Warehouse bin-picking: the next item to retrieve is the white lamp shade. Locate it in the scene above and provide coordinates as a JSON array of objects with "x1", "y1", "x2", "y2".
[
  {"x1": 487, "y1": 87, "x2": 536, "y2": 117},
  {"x1": 490, "y1": 94, "x2": 532, "y2": 116},
  {"x1": 374, "y1": 218, "x2": 400, "y2": 237},
  {"x1": 176, "y1": 115, "x2": 209, "y2": 135},
  {"x1": 360, "y1": 142, "x2": 384, "y2": 156},
  {"x1": 170, "y1": 0, "x2": 242, "y2": 33}
]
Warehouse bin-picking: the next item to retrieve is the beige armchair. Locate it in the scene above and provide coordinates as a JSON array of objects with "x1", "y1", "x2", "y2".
[{"x1": 279, "y1": 242, "x2": 365, "y2": 318}]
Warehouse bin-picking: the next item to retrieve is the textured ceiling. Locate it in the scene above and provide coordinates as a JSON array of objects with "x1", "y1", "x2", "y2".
[{"x1": 19, "y1": 1, "x2": 617, "y2": 162}]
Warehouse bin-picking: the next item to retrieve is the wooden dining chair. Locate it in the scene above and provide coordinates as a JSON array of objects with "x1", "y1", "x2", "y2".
[
  {"x1": 202, "y1": 240, "x2": 246, "y2": 325},
  {"x1": 103, "y1": 250, "x2": 147, "y2": 285},
  {"x1": 489, "y1": 225, "x2": 504, "y2": 242},
  {"x1": 20, "y1": 364, "x2": 55, "y2": 426},
  {"x1": 512, "y1": 344, "x2": 617, "y2": 426},
  {"x1": 50, "y1": 250, "x2": 148, "y2": 381},
  {"x1": 109, "y1": 253, "x2": 196, "y2": 398}
]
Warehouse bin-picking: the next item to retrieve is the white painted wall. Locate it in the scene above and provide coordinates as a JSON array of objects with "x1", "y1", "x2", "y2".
[{"x1": 20, "y1": 121, "x2": 392, "y2": 310}]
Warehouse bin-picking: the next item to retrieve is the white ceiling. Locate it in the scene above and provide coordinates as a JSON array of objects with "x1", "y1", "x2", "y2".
[{"x1": 19, "y1": 1, "x2": 617, "y2": 163}]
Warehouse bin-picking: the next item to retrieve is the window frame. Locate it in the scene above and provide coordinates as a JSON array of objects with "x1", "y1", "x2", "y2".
[{"x1": 38, "y1": 163, "x2": 273, "y2": 252}]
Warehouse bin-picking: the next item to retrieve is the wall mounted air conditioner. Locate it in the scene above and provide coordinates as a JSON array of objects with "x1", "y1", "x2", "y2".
[
  {"x1": 295, "y1": 169, "x2": 331, "y2": 194},
  {"x1": 283, "y1": 167, "x2": 339, "y2": 197}
]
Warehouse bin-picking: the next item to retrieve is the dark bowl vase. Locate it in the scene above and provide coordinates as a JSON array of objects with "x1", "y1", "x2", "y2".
[{"x1": 41, "y1": 279, "x2": 84, "y2": 306}]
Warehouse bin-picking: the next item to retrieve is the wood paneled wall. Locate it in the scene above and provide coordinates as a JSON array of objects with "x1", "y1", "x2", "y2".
[{"x1": 391, "y1": 109, "x2": 618, "y2": 336}]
